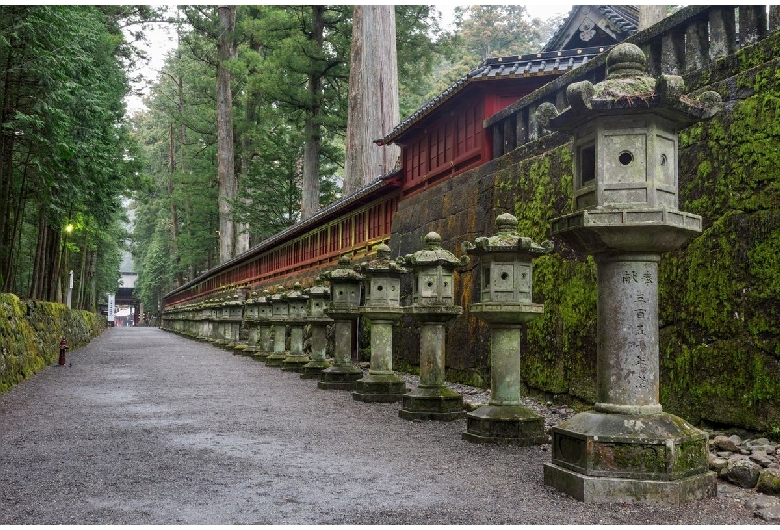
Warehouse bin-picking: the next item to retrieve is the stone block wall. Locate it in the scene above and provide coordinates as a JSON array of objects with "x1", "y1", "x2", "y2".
[
  {"x1": 389, "y1": 29, "x2": 780, "y2": 433},
  {"x1": 0, "y1": 293, "x2": 105, "y2": 393}
]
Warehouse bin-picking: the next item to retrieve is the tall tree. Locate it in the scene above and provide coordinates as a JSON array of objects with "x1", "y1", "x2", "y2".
[
  {"x1": 0, "y1": 6, "x2": 142, "y2": 304},
  {"x1": 343, "y1": 5, "x2": 401, "y2": 195},
  {"x1": 216, "y1": 5, "x2": 238, "y2": 263}
]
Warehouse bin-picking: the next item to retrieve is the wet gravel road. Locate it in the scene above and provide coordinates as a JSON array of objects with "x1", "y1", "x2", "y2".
[{"x1": 0, "y1": 327, "x2": 765, "y2": 524}]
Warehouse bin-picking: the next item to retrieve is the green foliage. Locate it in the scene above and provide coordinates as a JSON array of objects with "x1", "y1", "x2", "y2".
[
  {"x1": 0, "y1": 6, "x2": 143, "y2": 307},
  {"x1": 453, "y1": 5, "x2": 542, "y2": 61}
]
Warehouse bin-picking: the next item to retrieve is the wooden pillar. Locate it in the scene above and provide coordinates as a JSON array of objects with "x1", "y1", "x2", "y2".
[
  {"x1": 770, "y1": 6, "x2": 780, "y2": 33},
  {"x1": 685, "y1": 18, "x2": 709, "y2": 72},
  {"x1": 503, "y1": 115, "x2": 516, "y2": 155},
  {"x1": 738, "y1": 6, "x2": 767, "y2": 47},
  {"x1": 661, "y1": 29, "x2": 685, "y2": 75},
  {"x1": 708, "y1": 7, "x2": 736, "y2": 61},
  {"x1": 516, "y1": 107, "x2": 528, "y2": 147}
]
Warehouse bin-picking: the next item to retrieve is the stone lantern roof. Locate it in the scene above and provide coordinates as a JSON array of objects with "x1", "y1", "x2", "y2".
[
  {"x1": 322, "y1": 254, "x2": 363, "y2": 283},
  {"x1": 284, "y1": 282, "x2": 307, "y2": 301},
  {"x1": 537, "y1": 42, "x2": 722, "y2": 131},
  {"x1": 358, "y1": 243, "x2": 407, "y2": 275},
  {"x1": 404, "y1": 233, "x2": 468, "y2": 270},
  {"x1": 306, "y1": 278, "x2": 330, "y2": 298},
  {"x1": 270, "y1": 286, "x2": 286, "y2": 302},
  {"x1": 464, "y1": 213, "x2": 553, "y2": 256}
]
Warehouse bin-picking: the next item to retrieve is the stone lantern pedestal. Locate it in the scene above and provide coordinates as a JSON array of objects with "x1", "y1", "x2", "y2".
[
  {"x1": 318, "y1": 255, "x2": 363, "y2": 390},
  {"x1": 300, "y1": 280, "x2": 333, "y2": 379},
  {"x1": 282, "y1": 283, "x2": 311, "y2": 372},
  {"x1": 540, "y1": 43, "x2": 722, "y2": 503},
  {"x1": 462, "y1": 214, "x2": 550, "y2": 445},
  {"x1": 399, "y1": 232, "x2": 468, "y2": 421},
  {"x1": 264, "y1": 286, "x2": 289, "y2": 368},
  {"x1": 353, "y1": 244, "x2": 408, "y2": 403}
]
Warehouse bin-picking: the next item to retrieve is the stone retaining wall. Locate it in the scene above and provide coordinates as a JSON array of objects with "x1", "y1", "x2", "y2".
[{"x1": 0, "y1": 293, "x2": 105, "y2": 393}]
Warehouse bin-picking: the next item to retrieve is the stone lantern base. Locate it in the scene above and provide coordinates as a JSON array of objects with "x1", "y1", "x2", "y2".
[
  {"x1": 252, "y1": 350, "x2": 271, "y2": 362},
  {"x1": 281, "y1": 353, "x2": 310, "y2": 372},
  {"x1": 398, "y1": 385, "x2": 464, "y2": 421},
  {"x1": 463, "y1": 405, "x2": 547, "y2": 445},
  {"x1": 352, "y1": 373, "x2": 407, "y2": 403},
  {"x1": 300, "y1": 359, "x2": 331, "y2": 379},
  {"x1": 543, "y1": 411, "x2": 716, "y2": 504},
  {"x1": 264, "y1": 351, "x2": 287, "y2": 367},
  {"x1": 317, "y1": 365, "x2": 363, "y2": 390}
]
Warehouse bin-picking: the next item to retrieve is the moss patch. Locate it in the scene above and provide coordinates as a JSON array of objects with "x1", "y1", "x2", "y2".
[{"x1": 0, "y1": 293, "x2": 104, "y2": 393}]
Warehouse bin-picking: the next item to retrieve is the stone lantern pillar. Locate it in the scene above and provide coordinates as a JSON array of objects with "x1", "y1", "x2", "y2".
[
  {"x1": 540, "y1": 43, "x2": 722, "y2": 503},
  {"x1": 300, "y1": 279, "x2": 333, "y2": 379},
  {"x1": 251, "y1": 290, "x2": 273, "y2": 362},
  {"x1": 265, "y1": 286, "x2": 289, "y2": 368},
  {"x1": 282, "y1": 283, "x2": 311, "y2": 372},
  {"x1": 461, "y1": 213, "x2": 551, "y2": 445},
  {"x1": 318, "y1": 255, "x2": 364, "y2": 390},
  {"x1": 399, "y1": 232, "x2": 468, "y2": 421},
  {"x1": 353, "y1": 243, "x2": 409, "y2": 403}
]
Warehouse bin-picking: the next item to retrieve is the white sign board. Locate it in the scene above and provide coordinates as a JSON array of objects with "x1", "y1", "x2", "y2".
[{"x1": 107, "y1": 293, "x2": 115, "y2": 322}]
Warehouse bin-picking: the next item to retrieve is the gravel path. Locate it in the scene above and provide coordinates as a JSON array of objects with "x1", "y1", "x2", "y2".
[{"x1": 0, "y1": 327, "x2": 766, "y2": 524}]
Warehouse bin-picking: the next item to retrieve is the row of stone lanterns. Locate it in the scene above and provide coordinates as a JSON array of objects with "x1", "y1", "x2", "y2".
[{"x1": 162, "y1": 43, "x2": 722, "y2": 506}]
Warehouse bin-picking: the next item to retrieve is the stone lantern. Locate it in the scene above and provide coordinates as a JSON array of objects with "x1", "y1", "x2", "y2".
[
  {"x1": 241, "y1": 290, "x2": 260, "y2": 355},
  {"x1": 461, "y1": 213, "x2": 551, "y2": 445},
  {"x1": 226, "y1": 291, "x2": 245, "y2": 351},
  {"x1": 243, "y1": 290, "x2": 271, "y2": 359},
  {"x1": 214, "y1": 295, "x2": 230, "y2": 347},
  {"x1": 251, "y1": 290, "x2": 274, "y2": 362},
  {"x1": 300, "y1": 279, "x2": 333, "y2": 379},
  {"x1": 264, "y1": 286, "x2": 289, "y2": 367},
  {"x1": 282, "y1": 283, "x2": 311, "y2": 372},
  {"x1": 203, "y1": 297, "x2": 218, "y2": 343},
  {"x1": 318, "y1": 254, "x2": 364, "y2": 390},
  {"x1": 539, "y1": 43, "x2": 722, "y2": 503},
  {"x1": 399, "y1": 232, "x2": 468, "y2": 421},
  {"x1": 353, "y1": 243, "x2": 408, "y2": 403}
]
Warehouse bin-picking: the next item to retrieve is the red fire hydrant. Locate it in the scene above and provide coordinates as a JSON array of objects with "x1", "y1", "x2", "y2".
[{"x1": 59, "y1": 338, "x2": 69, "y2": 366}]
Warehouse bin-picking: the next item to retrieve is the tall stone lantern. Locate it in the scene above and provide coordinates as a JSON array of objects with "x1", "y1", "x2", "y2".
[
  {"x1": 264, "y1": 286, "x2": 289, "y2": 368},
  {"x1": 539, "y1": 43, "x2": 722, "y2": 503},
  {"x1": 399, "y1": 232, "x2": 468, "y2": 421},
  {"x1": 300, "y1": 279, "x2": 333, "y2": 379},
  {"x1": 282, "y1": 283, "x2": 311, "y2": 372},
  {"x1": 353, "y1": 243, "x2": 409, "y2": 403},
  {"x1": 318, "y1": 255, "x2": 364, "y2": 390},
  {"x1": 461, "y1": 213, "x2": 552, "y2": 445}
]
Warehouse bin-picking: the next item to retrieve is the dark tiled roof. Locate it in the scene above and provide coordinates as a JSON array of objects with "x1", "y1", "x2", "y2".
[
  {"x1": 542, "y1": 5, "x2": 639, "y2": 52},
  {"x1": 378, "y1": 46, "x2": 608, "y2": 146}
]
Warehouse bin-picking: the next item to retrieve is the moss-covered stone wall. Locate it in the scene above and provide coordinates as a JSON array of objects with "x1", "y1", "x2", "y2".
[
  {"x1": 388, "y1": 31, "x2": 780, "y2": 433},
  {"x1": 0, "y1": 293, "x2": 105, "y2": 393}
]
